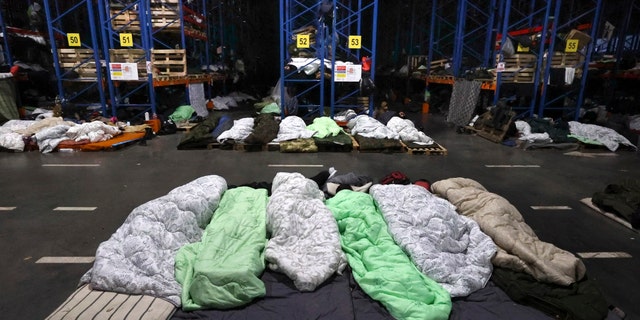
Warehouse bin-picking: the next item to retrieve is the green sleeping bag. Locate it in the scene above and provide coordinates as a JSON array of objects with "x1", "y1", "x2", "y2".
[
  {"x1": 325, "y1": 190, "x2": 452, "y2": 320},
  {"x1": 175, "y1": 187, "x2": 268, "y2": 310}
]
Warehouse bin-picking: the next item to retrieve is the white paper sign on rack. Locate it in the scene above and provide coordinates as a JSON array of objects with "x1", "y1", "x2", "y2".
[
  {"x1": 334, "y1": 63, "x2": 362, "y2": 82},
  {"x1": 109, "y1": 62, "x2": 139, "y2": 80}
]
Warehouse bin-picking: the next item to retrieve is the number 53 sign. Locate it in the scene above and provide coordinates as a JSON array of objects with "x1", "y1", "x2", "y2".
[{"x1": 348, "y1": 35, "x2": 361, "y2": 49}]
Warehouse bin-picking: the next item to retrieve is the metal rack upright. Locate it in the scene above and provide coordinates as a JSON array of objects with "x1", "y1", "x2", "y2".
[
  {"x1": 43, "y1": 0, "x2": 107, "y2": 114},
  {"x1": 0, "y1": 8, "x2": 12, "y2": 66},
  {"x1": 536, "y1": 0, "x2": 603, "y2": 120},
  {"x1": 98, "y1": 0, "x2": 211, "y2": 120},
  {"x1": 279, "y1": 0, "x2": 379, "y2": 119}
]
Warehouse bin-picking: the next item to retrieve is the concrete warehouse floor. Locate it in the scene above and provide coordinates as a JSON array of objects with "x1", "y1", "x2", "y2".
[{"x1": 0, "y1": 113, "x2": 638, "y2": 319}]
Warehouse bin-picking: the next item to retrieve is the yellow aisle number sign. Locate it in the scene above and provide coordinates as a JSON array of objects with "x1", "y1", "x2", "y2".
[
  {"x1": 297, "y1": 34, "x2": 310, "y2": 48},
  {"x1": 516, "y1": 43, "x2": 529, "y2": 52},
  {"x1": 120, "y1": 33, "x2": 133, "y2": 47},
  {"x1": 565, "y1": 39, "x2": 579, "y2": 52},
  {"x1": 67, "y1": 33, "x2": 81, "y2": 47},
  {"x1": 348, "y1": 35, "x2": 361, "y2": 49}
]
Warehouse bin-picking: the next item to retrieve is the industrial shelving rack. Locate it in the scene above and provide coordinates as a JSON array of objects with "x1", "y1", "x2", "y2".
[
  {"x1": 493, "y1": 0, "x2": 555, "y2": 116},
  {"x1": 426, "y1": 0, "x2": 457, "y2": 78},
  {"x1": 43, "y1": 0, "x2": 108, "y2": 114},
  {"x1": 279, "y1": 0, "x2": 379, "y2": 119},
  {"x1": 535, "y1": 0, "x2": 603, "y2": 120},
  {"x1": 593, "y1": 0, "x2": 640, "y2": 108},
  {"x1": 451, "y1": 0, "x2": 500, "y2": 76},
  {"x1": 424, "y1": 0, "x2": 501, "y2": 88},
  {"x1": 490, "y1": 0, "x2": 605, "y2": 120},
  {"x1": 97, "y1": 0, "x2": 212, "y2": 119}
]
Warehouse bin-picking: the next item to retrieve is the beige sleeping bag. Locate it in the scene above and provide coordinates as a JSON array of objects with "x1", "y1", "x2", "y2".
[{"x1": 431, "y1": 177, "x2": 585, "y2": 286}]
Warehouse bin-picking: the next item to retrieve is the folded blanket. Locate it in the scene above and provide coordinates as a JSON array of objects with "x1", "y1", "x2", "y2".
[
  {"x1": 175, "y1": 186, "x2": 268, "y2": 310},
  {"x1": 387, "y1": 116, "x2": 434, "y2": 145},
  {"x1": 370, "y1": 184, "x2": 497, "y2": 297},
  {"x1": 81, "y1": 175, "x2": 227, "y2": 306},
  {"x1": 274, "y1": 116, "x2": 315, "y2": 142},
  {"x1": 348, "y1": 115, "x2": 399, "y2": 140},
  {"x1": 568, "y1": 121, "x2": 636, "y2": 151},
  {"x1": 326, "y1": 190, "x2": 452, "y2": 320},
  {"x1": 217, "y1": 117, "x2": 254, "y2": 143},
  {"x1": 431, "y1": 178, "x2": 586, "y2": 286},
  {"x1": 265, "y1": 172, "x2": 346, "y2": 291}
]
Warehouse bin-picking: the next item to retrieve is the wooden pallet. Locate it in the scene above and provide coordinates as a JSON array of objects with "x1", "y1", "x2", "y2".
[
  {"x1": 494, "y1": 53, "x2": 537, "y2": 83},
  {"x1": 404, "y1": 142, "x2": 448, "y2": 155},
  {"x1": 45, "y1": 284, "x2": 175, "y2": 320},
  {"x1": 109, "y1": 49, "x2": 186, "y2": 77},
  {"x1": 467, "y1": 110, "x2": 516, "y2": 143},
  {"x1": 109, "y1": 49, "x2": 147, "y2": 77},
  {"x1": 547, "y1": 52, "x2": 584, "y2": 67},
  {"x1": 315, "y1": 141, "x2": 355, "y2": 152},
  {"x1": 151, "y1": 49, "x2": 187, "y2": 76},
  {"x1": 231, "y1": 142, "x2": 280, "y2": 152},
  {"x1": 57, "y1": 48, "x2": 97, "y2": 78},
  {"x1": 232, "y1": 142, "x2": 268, "y2": 152},
  {"x1": 496, "y1": 67, "x2": 536, "y2": 83},
  {"x1": 355, "y1": 141, "x2": 405, "y2": 153},
  {"x1": 499, "y1": 53, "x2": 537, "y2": 68},
  {"x1": 110, "y1": 4, "x2": 204, "y2": 32},
  {"x1": 175, "y1": 122, "x2": 196, "y2": 132}
]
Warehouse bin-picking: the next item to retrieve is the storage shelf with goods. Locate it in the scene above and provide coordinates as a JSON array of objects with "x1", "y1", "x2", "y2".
[
  {"x1": 43, "y1": 0, "x2": 108, "y2": 114},
  {"x1": 98, "y1": 0, "x2": 213, "y2": 120},
  {"x1": 493, "y1": 0, "x2": 603, "y2": 120},
  {"x1": 279, "y1": 0, "x2": 379, "y2": 119}
]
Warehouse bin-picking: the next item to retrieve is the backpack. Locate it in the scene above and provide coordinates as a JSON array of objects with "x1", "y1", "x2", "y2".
[
  {"x1": 158, "y1": 118, "x2": 177, "y2": 135},
  {"x1": 380, "y1": 171, "x2": 410, "y2": 185}
]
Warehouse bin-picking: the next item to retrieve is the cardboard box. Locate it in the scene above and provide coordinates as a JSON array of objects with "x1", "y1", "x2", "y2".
[{"x1": 565, "y1": 29, "x2": 591, "y2": 52}]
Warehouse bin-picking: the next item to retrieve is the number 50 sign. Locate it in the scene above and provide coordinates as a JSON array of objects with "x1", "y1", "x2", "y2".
[{"x1": 67, "y1": 33, "x2": 81, "y2": 47}]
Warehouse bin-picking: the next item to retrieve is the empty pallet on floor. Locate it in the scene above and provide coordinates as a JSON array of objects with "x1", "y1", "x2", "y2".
[
  {"x1": 403, "y1": 142, "x2": 448, "y2": 155},
  {"x1": 46, "y1": 284, "x2": 175, "y2": 320}
]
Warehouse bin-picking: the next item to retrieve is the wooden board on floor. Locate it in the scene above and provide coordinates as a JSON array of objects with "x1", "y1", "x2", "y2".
[
  {"x1": 404, "y1": 142, "x2": 448, "y2": 155},
  {"x1": 580, "y1": 198, "x2": 637, "y2": 232},
  {"x1": 232, "y1": 142, "x2": 268, "y2": 152},
  {"x1": 466, "y1": 110, "x2": 516, "y2": 143},
  {"x1": 175, "y1": 123, "x2": 196, "y2": 132},
  {"x1": 46, "y1": 284, "x2": 175, "y2": 320}
]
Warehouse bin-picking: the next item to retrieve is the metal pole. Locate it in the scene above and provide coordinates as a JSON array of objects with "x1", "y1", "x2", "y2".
[{"x1": 574, "y1": 0, "x2": 603, "y2": 120}]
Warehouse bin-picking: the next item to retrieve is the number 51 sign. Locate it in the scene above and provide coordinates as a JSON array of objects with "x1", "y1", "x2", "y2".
[{"x1": 120, "y1": 33, "x2": 133, "y2": 47}]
